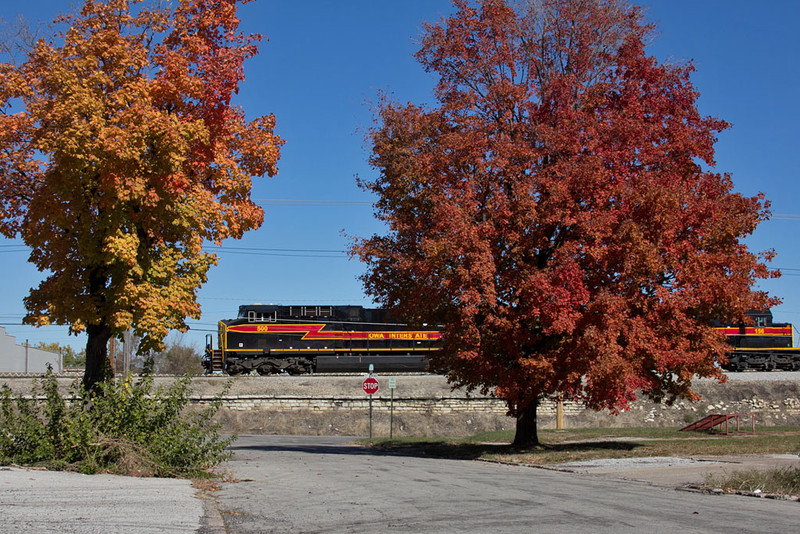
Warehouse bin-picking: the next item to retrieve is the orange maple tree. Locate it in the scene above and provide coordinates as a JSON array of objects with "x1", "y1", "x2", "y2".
[
  {"x1": 353, "y1": 0, "x2": 777, "y2": 446},
  {"x1": 0, "y1": 0, "x2": 282, "y2": 392}
]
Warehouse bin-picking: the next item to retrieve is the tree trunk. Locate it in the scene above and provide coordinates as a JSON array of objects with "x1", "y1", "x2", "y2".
[
  {"x1": 83, "y1": 322, "x2": 113, "y2": 393},
  {"x1": 512, "y1": 398, "x2": 540, "y2": 448}
]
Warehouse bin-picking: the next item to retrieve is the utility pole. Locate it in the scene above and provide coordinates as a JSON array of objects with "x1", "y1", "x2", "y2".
[
  {"x1": 108, "y1": 338, "x2": 115, "y2": 379},
  {"x1": 123, "y1": 329, "x2": 133, "y2": 376}
]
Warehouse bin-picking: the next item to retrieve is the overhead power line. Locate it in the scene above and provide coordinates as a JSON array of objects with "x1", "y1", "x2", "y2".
[
  {"x1": 252, "y1": 198, "x2": 373, "y2": 207},
  {"x1": 203, "y1": 246, "x2": 347, "y2": 258},
  {"x1": 1, "y1": 243, "x2": 348, "y2": 258}
]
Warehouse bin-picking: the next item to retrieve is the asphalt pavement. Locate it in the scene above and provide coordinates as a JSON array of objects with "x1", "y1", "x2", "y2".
[
  {"x1": 1, "y1": 436, "x2": 799, "y2": 533},
  {"x1": 0, "y1": 466, "x2": 205, "y2": 533},
  {"x1": 209, "y1": 436, "x2": 800, "y2": 534}
]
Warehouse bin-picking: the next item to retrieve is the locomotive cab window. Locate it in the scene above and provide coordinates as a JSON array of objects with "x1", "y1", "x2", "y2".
[{"x1": 247, "y1": 311, "x2": 277, "y2": 322}]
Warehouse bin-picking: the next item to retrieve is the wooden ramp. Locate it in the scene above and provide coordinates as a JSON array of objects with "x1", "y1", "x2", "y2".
[{"x1": 680, "y1": 413, "x2": 755, "y2": 434}]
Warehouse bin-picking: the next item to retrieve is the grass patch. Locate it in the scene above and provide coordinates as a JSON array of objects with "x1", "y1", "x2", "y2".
[
  {"x1": 364, "y1": 426, "x2": 800, "y2": 465},
  {"x1": 705, "y1": 467, "x2": 800, "y2": 496}
]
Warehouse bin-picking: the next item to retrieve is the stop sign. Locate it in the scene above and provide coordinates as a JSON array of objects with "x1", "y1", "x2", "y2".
[{"x1": 362, "y1": 377, "x2": 379, "y2": 395}]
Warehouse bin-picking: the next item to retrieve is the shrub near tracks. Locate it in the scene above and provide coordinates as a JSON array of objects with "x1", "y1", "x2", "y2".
[{"x1": 0, "y1": 369, "x2": 234, "y2": 477}]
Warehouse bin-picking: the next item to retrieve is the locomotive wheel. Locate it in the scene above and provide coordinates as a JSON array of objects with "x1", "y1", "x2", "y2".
[
  {"x1": 256, "y1": 366, "x2": 274, "y2": 376},
  {"x1": 225, "y1": 362, "x2": 247, "y2": 376},
  {"x1": 284, "y1": 361, "x2": 309, "y2": 375}
]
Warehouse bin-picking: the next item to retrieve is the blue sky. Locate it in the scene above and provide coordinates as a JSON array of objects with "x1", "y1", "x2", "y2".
[{"x1": 1, "y1": 0, "x2": 799, "y2": 353}]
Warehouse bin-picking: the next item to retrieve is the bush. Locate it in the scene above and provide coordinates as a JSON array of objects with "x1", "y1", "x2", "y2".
[
  {"x1": 152, "y1": 340, "x2": 204, "y2": 376},
  {"x1": 0, "y1": 368, "x2": 234, "y2": 477}
]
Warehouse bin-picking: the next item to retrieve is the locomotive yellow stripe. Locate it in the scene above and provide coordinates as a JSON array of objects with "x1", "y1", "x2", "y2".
[
  {"x1": 729, "y1": 347, "x2": 798, "y2": 352},
  {"x1": 223, "y1": 348, "x2": 440, "y2": 354}
]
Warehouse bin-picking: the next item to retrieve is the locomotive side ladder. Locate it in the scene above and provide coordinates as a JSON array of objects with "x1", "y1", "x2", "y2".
[
  {"x1": 205, "y1": 334, "x2": 226, "y2": 373},
  {"x1": 209, "y1": 349, "x2": 225, "y2": 372}
]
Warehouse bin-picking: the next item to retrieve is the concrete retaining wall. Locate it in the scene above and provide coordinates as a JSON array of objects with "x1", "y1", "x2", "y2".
[
  {"x1": 2, "y1": 374, "x2": 799, "y2": 437},
  {"x1": 202, "y1": 375, "x2": 800, "y2": 436}
]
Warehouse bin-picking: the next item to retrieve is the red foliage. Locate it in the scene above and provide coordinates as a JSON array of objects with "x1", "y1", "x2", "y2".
[{"x1": 353, "y1": 0, "x2": 777, "y2": 445}]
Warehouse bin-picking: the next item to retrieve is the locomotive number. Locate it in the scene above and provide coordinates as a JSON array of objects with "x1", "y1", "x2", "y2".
[
  {"x1": 257, "y1": 325, "x2": 270, "y2": 333},
  {"x1": 755, "y1": 328, "x2": 765, "y2": 335}
]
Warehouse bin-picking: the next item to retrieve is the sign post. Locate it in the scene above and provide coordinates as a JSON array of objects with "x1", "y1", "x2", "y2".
[
  {"x1": 362, "y1": 366, "x2": 379, "y2": 438},
  {"x1": 388, "y1": 377, "x2": 397, "y2": 439},
  {"x1": 556, "y1": 393, "x2": 564, "y2": 431}
]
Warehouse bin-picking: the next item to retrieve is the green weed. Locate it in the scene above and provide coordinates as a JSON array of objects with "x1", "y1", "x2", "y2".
[{"x1": 0, "y1": 367, "x2": 234, "y2": 477}]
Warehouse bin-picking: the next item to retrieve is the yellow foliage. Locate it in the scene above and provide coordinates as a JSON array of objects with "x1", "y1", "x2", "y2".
[
  {"x1": 104, "y1": 230, "x2": 140, "y2": 268},
  {"x1": 2, "y1": 0, "x2": 283, "y2": 382}
]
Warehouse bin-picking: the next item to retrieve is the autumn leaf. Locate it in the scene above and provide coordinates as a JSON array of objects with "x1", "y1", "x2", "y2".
[
  {"x1": 352, "y1": 0, "x2": 776, "y2": 447},
  {"x1": 0, "y1": 0, "x2": 283, "y2": 392}
]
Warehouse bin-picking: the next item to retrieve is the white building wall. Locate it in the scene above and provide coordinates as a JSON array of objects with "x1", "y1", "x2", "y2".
[{"x1": 0, "y1": 327, "x2": 62, "y2": 373}]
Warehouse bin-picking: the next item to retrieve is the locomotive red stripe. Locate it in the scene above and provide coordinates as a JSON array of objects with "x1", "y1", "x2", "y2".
[
  {"x1": 227, "y1": 323, "x2": 442, "y2": 341},
  {"x1": 716, "y1": 326, "x2": 793, "y2": 336}
]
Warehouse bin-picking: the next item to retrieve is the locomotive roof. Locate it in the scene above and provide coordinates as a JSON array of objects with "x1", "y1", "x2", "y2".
[
  {"x1": 238, "y1": 304, "x2": 372, "y2": 310},
  {"x1": 710, "y1": 309, "x2": 776, "y2": 327},
  {"x1": 237, "y1": 304, "x2": 379, "y2": 315},
  {"x1": 233, "y1": 304, "x2": 398, "y2": 324}
]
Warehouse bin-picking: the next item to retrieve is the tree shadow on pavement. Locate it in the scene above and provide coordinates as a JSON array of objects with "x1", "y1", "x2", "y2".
[
  {"x1": 366, "y1": 439, "x2": 641, "y2": 461},
  {"x1": 225, "y1": 435, "x2": 642, "y2": 463}
]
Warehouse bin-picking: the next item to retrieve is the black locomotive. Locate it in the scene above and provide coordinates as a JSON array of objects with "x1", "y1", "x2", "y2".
[
  {"x1": 203, "y1": 306, "x2": 799, "y2": 375},
  {"x1": 203, "y1": 304, "x2": 441, "y2": 375},
  {"x1": 717, "y1": 310, "x2": 800, "y2": 371}
]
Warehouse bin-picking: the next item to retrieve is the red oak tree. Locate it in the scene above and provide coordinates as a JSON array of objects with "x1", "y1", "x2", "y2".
[
  {"x1": 353, "y1": 0, "x2": 776, "y2": 446},
  {"x1": 0, "y1": 0, "x2": 282, "y2": 392}
]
